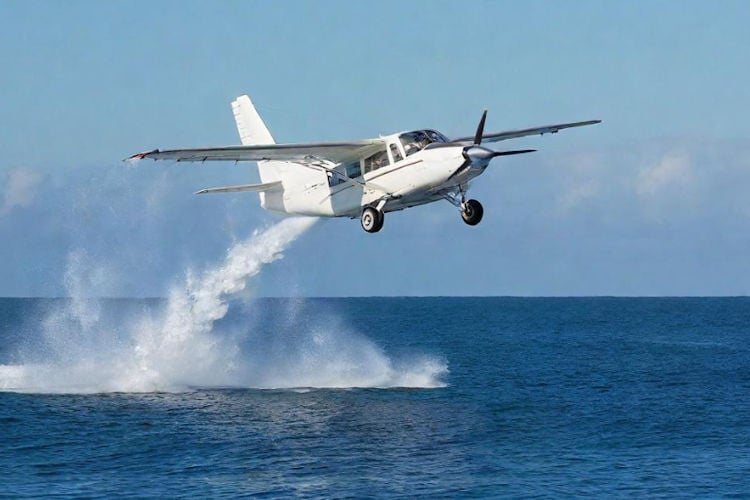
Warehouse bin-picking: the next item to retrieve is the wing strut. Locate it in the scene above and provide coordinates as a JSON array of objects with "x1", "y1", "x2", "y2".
[{"x1": 194, "y1": 181, "x2": 282, "y2": 195}]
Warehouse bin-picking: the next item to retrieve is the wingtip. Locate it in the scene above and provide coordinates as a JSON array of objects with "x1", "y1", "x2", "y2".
[{"x1": 125, "y1": 149, "x2": 159, "y2": 161}]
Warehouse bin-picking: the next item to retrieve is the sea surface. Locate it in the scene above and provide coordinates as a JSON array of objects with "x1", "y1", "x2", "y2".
[{"x1": 1, "y1": 297, "x2": 749, "y2": 497}]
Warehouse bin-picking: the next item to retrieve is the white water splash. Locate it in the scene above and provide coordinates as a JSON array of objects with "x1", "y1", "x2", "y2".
[
  {"x1": 0, "y1": 218, "x2": 447, "y2": 393},
  {"x1": 120, "y1": 217, "x2": 319, "y2": 392}
]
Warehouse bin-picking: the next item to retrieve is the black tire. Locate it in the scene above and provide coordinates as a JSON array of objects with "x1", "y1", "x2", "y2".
[
  {"x1": 461, "y1": 199, "x2": 483, "y2": 226},
  {"x1": 361, "y1": 207, "x2": 384, "y2": 233}
]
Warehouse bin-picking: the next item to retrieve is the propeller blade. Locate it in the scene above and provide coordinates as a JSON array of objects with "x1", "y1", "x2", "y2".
[
  {"x1": 447, "y1": 148, "x2": 536, "y2": 181},
  {"x1": 474, "y1": 109, "x2": 488, "y2": 145},
  {"x1": 446, "y1": 158, "x2": 472, "y2": 181},
  {"x1": 490, "y1": 149, "x2": 536, "y2": 157}
]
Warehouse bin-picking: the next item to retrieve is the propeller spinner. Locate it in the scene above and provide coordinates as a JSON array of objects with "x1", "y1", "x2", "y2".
[{"x1": 448, "y1": 110, "x2": 535, "y2": 181}]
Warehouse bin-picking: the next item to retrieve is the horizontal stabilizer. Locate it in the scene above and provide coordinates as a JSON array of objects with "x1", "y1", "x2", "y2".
[{"x1": 194, "y1": 181, "x2": 282, "y2": 195}]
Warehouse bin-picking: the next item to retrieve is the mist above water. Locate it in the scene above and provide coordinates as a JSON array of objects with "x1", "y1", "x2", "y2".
[{"x1": 0, "y1": 218, "x2": 447, "y2": 393}]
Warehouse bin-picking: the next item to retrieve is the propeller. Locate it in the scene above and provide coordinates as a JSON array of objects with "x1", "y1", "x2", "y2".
[
  {"x1": 474, "y1": 109, "x2": 488, "y2": 145},
  {"x1": 447, "y1": 110, "x2": 536, "y2": 181}
]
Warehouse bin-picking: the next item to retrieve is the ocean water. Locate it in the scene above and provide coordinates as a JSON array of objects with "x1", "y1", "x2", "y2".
[{"x1": 2, "y1": 296, "x2": 750, "y2": 497}]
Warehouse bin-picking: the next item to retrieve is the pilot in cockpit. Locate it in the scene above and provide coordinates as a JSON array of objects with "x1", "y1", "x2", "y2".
[
  {"x1": 403, "y1": 131, "x2": 431, "y2": 156},
  {"x1": 404, "y1": 139, "x2": 420, "y2": 156}
]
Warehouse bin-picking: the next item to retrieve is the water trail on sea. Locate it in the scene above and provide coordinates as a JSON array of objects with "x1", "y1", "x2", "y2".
[{"x1": 0, "y1": 218, "x2": 447, "y2": 393}]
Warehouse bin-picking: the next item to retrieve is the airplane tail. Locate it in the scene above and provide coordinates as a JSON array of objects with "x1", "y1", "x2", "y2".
[
  {"x1": 231, "y1": 95, "x2": 286, "y2": 211},
  {"x1": 231, "y1": 95, "x2": 275, "y2": 148}
]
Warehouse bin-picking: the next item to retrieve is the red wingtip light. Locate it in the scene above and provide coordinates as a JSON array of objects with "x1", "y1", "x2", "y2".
[{"x1": 127, "y1": 149, "x2": 159, "y2": 160}]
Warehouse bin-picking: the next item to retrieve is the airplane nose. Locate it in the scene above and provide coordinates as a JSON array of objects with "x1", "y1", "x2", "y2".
[
  {"x1": 447, "y1": 145, "x2": 498, "y2": 182},
  {"x1": 464, "y1": 145, "x2": 537, "y2": 166},
  {"x1": 464, "y1": 145, "x2": 497, "y2": 164},
  {"x1": 447, "y1": 143, "x2": 536, "y2": 182}
]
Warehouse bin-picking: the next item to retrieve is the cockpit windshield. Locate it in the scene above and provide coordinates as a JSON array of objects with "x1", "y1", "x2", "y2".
[{"x1": 399, "y1": 129, "x2": 449, "y2": 157}]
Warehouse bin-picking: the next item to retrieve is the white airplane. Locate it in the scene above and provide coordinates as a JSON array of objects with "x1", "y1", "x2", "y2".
[{"x1": 129, "y1": 95, "x2": 600, "y2": 233}]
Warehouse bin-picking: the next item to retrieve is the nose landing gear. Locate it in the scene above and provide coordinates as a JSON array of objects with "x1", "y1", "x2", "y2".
[
  {"x1": 461, "y1": 199, "x2": 484, "y2": 226},
  {"x1": 441, "y1": 190, "x2": 485, "y2": 227}
]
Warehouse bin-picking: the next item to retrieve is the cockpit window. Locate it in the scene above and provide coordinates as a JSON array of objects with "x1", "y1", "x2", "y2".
[
  {"x1": 426, "y1": 130, "x2": 448, "y2": 143},
  {"x1": 399, "y1": 130, "x2": 448, "y2": 156}
]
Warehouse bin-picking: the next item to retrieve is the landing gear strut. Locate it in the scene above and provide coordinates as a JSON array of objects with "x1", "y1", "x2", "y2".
[
  {"x1": 361, "y1": 206, "x2": 384, "y2": 233},
  {"x1": 461, "y1": 199, "x2": 483, "y2": 226}
]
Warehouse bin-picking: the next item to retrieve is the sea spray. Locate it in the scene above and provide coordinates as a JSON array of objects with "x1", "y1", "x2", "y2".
[
  {"x1": 0, "y1": 218, "x2": 448, "y2": 393},
  {"x1": 122, "y1": 217, "x2": 318, "y2": 391}
]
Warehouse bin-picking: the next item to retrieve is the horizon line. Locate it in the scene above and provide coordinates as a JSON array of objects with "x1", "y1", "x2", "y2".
[{"x1": 1, "y1": 295, "x2": 749, "y2": 300}]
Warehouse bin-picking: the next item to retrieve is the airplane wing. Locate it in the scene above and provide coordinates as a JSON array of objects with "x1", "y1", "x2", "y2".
[
  {"x1": 452, "y1": 119, "x2": 601, "y2": 144},
  {"x1": 127, "y1": 140, "x2": 386, "y2": 165}
]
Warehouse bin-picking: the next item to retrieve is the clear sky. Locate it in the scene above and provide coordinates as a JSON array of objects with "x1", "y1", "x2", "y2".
[{"x1": 1, "y1": 0, "x2": 749, "y2": 297}]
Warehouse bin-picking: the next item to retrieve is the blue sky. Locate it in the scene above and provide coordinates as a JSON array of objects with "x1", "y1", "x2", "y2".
[{"x1": 1, "y1": 1, "x2": 749, "y2": 296}]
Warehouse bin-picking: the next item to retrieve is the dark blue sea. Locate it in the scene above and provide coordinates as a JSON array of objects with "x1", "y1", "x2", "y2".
[{"x1": 1, "y1": 297, "x2": 749, "y2": 497}]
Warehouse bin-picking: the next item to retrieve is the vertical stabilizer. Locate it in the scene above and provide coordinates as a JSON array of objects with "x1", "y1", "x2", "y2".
[
  {"x1": 230, "y1": 95, "x2": 286, "y2": 211},
  {"x1": 231, "y1": 95, "x2": 275, "y2": 146}
]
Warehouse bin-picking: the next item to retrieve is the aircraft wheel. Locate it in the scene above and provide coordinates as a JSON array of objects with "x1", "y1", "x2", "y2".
[
  {"x1": 461, "y1": 199, "x2": 483, "y2": 226},
  {"x1": 361, "y1": 207, "x2": 384, "y2": 233}
]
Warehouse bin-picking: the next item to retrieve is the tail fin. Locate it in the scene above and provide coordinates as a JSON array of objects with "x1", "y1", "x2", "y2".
[
  {"x1": 231, "y1": 95, "x2": 275, "y2": 146},
  {"x1": 230, "y1": 95, "x2": 285, "y2": 211}
]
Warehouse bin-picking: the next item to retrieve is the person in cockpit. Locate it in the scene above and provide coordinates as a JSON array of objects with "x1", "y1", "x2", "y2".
[{"x1": 402, "y1": 131, "x2": 431, "y2": 157}]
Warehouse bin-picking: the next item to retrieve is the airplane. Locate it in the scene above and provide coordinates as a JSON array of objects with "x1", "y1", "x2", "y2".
[{"x1": 129, "y1": 95, "x2": 600, "y2": 233}]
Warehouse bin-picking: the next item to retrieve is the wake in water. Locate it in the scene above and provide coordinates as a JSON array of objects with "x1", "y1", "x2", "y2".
[{"x1": 0, "y1": 218, "x2": 447, "y2": 393}]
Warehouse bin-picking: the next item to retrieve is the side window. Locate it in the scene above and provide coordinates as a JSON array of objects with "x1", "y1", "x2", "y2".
[
  {"x1": 345, "y1": 161, "x2": 362, "y2": 179},
  {"x1": 344, "y1": 160, "x2": 362, "y2": 179},
  {"x1": 389, "y1": 143, "x2": 403, "y2": 163},
  {"x1": 327, "y1": 171, "x2": 346, "y2": 187},
  {"x1": 364, "y1": 149, "x2": 389, "y2": 174}
]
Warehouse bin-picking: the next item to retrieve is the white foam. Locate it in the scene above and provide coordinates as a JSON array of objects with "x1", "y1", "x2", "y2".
[{"x1": 0, "y1": 217, "x2": 447, "y2": 393}]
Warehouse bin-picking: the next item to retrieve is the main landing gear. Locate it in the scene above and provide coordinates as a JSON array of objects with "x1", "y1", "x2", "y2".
[
  {"x1": 461, "y1": 199, "x2": 483, "y2": 226},
  {"x1": 361, "y1": 206, "x2": 384, "y2": 233}
]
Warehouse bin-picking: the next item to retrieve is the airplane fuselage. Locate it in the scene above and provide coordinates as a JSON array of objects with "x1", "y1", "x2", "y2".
[{"x1": 261, "y1": 133, "x2": 484, "y2": 218}]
